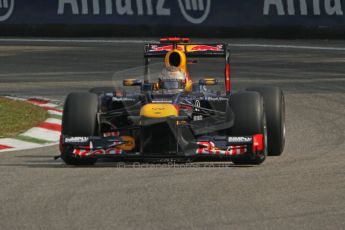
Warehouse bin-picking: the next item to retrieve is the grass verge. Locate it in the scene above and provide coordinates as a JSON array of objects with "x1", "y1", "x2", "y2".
[{"x1": 0, "y1": 97, "x2": 48, "y2": 138}]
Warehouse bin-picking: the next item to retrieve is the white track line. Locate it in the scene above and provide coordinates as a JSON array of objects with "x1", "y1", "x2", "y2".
[
  {"x1": 229, "y1": 44, "x2": 345, "y2": 51},
  {"x1": 1, "y1": 38, "x2": 345, "y2": 52},
  {"x1": 0, "y1": 38, "x2": 156, "y2": 44},
  {"x1": 0, "y1": 71, "x2": 112, "y2": 77}
]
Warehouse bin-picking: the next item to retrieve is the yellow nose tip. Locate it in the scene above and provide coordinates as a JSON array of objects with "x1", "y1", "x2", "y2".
[{"x1": 140, "y1": 104, "x2": 178, "y2": 118}]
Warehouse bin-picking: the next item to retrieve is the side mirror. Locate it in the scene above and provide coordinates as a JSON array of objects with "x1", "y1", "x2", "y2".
[
  {"x1": 199, "y1": 78, "x2": 218, "y2": 86},
  {"x1": 123, "y1": 79, "x2": 142, "y2": 86}
]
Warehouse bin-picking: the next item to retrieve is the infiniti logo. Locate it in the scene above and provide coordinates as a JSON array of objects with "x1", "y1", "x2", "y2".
[
  {"x1": 0, "y1": 0, "x2": 14, "y2": 22},
  {"x1": 178, "y1": 0, "x2": 211, "y2": 24}
]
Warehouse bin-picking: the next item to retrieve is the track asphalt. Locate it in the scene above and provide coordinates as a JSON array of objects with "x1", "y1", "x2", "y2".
[{"x1": 0, "y1": 38, "x2": 344, "y2": 229}]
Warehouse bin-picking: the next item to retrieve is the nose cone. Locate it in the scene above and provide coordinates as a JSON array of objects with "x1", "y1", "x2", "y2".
[{"x1": 140, "y1": 104, "x2": 178, "y2": 118}]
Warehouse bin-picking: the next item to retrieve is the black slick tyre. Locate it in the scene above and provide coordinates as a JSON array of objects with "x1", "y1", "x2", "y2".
[
  {"x1": 246, "y1": 87, "x2": 285, "y2": 156},
  {"x1": 61, "y1": 92, "x2": 99, "y2": 165},
  {"x1": 229, "y1": 91, "x2": 267, "y2": 165}
]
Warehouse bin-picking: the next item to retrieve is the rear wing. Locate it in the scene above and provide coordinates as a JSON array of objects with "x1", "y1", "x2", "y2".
[
  {"x1": 144, "y1": 43, "x2": 229, "y2": 58},
  {"x1": 143, "y1": 38, "x2": 231, "y2": 94}
]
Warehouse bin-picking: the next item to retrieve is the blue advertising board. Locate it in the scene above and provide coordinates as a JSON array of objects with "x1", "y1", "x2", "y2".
[{"x1": 0, "y1": 1, "x2": 345, "y2": 33}]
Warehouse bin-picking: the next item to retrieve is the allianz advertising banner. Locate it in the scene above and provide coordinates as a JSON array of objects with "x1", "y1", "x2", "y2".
[{"x1": 1, "y1": 0, "x2": 345, "y2": 27}]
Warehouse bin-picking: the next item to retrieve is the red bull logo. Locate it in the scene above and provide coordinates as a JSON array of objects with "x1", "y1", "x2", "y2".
[
  {"x1": 150, "y1": 45, "x2": 173, "y2": 52},
  {"x1": 187, "y1": 44, "x2": 224, "y2": 52}
]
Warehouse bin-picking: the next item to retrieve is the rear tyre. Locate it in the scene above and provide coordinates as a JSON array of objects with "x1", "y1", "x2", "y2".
[
  {"x1": 61, "y1": 92, "x2": 99, "y2": 165},
  {"x1": 246, "y1": 87, "x2": 285, "y2": 156},
  {"x1": 229, "y1": 91, "x2": 267, "y2": 165}
]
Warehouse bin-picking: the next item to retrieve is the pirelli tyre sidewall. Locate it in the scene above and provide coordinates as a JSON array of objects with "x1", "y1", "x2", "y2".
[
  {"x1": 61, "y1": 92, "x2": 99, "y2": 165},
  {"x1": 229, "y1": 91, "x2": 267, "y2": 165},
  {"x1": 246, "y1": 87, "x2": 285, "y2": 156}
]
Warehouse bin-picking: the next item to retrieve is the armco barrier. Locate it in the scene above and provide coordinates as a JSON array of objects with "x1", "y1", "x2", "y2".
[{"x1": 0, "y1": 0, "x2": 345, "y2": 37}]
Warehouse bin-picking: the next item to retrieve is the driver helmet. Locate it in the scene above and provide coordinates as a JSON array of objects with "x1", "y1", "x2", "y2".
[{"x1": 159, "y1": 66, "x2": 186, "y2": 91}]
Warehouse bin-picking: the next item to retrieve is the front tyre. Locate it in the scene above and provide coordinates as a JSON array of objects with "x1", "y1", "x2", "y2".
[
  {"x1": 229, "y1": 91, "x2": 267, "y2": 165},
  {"x1": 246, "y1": 87, "x2": 285, "y2": 156},
  {"x1": 61, "y1": 92, "x2": 99, "y2": 165}
]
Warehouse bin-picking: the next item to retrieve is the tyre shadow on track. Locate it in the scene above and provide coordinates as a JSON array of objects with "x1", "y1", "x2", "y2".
[{"x1": 0, "y1": 156, "x2": 254, "y2": 168}]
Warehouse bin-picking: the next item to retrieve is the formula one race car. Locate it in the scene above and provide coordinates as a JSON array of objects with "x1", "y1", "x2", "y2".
[{"x1": 59, "y1": 38, "x2": 285, "y2": 165}]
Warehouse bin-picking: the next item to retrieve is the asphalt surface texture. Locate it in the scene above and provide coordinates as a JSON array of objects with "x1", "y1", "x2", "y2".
[{"x1": 0, "y1": 38, "x2": 344, "y2": 230}]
